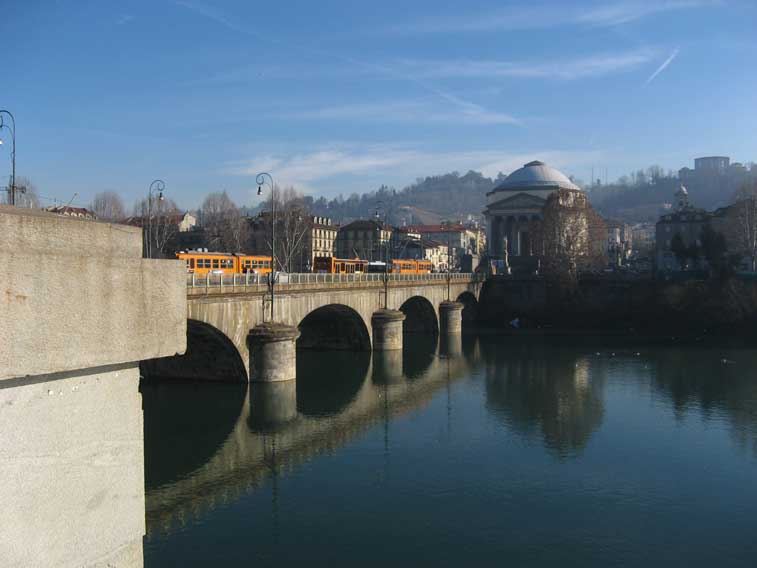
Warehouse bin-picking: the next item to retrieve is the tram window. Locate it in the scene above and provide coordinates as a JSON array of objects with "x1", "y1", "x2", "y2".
[
  {"x1": 189, "y1": 259, "x2": 195, "y2": 268},
  {"x1": 212, "y1": 259, "x2": 219, "y2": 268}
]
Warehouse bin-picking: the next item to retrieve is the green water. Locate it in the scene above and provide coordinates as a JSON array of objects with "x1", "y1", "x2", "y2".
[{"x1": 142, "y1": 334, "x2": 757, "y2": 567}]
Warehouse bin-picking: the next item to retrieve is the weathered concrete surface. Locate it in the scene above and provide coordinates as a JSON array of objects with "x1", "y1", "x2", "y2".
[
  {"x1": 371, "y1": 309, "x2": 406, "y2": 350},
  {"x1": 0, "y1": 207, "x2": 187, "y2": 567},
  {"x1": 439, "y1": 300, "x2": 464, "y2": 334},
  {"x1": 0, "y1": 366, "x2": 144, "y2": 568},
  {"x1": 247, "y1": 323, "x2": 300, "y2": 382},
  {"x1": 1, "y1": 207, "x2": 186, "y2": 380}
]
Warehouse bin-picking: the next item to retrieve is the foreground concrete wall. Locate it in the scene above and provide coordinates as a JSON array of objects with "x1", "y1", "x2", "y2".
[
  {"x1": 0, "y1": 207, "x2": 187, "y2": 567},
  {"x1": 0, "y1": 366, "x2": 145, "y2": 567},
  {"x1": 0, "y1": 207, "x2": 186, "y2": 379}
]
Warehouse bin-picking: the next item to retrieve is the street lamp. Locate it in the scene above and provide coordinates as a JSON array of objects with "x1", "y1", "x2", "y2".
[
  {"x1": 442, "y1": 220, "x2": 453, "y2": 301},
  {"x1": 257, "y1": 172, "x2": 276, "y2": 322},
  {"x1": 376, "y1": 201, "x2": 391, "y2": 309},
  {"x1": 0, "y1": 110, "x2": 20, "y2": 206},
  {"x1": 147, "y1": 180, "x2": 166, "y2": 259}
]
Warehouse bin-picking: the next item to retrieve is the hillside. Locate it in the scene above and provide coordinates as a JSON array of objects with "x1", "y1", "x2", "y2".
[{"x1": 304, "y1": 170, "x2": 500, "y2": 225}]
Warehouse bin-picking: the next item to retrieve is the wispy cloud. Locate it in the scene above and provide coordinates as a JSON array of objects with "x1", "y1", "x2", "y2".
[
  {"x1": 226, "y1": 144, "x2": 604, "y2": 195},
  {"x1": 287, "y1": 100, "x2": 520, "y2": 126},
  {"x1": 387, "y1": 1, "x2": 719, "y2": 35},
  {"x1": 174, "y1": 0, "x2": 517, "y2": 130},
  {"x1": 579, "y1": 1, "x2": 719, "y2": 27},
  {"x1": 645, "y1": 47, "x2": 680, "y2": 84},
  {"x1": 115, "y1": 14, "x2": 133, "y2": 25},
  {"x1": 398, "y1": 49, "x2": 655, "y2": 81}
]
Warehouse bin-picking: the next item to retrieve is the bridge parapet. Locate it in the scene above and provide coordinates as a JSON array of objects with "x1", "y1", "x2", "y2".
[{"x1": 187, "y1": 271, "x2": 481, "y2": 296}]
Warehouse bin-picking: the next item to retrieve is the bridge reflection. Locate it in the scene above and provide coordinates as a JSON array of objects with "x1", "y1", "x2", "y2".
[{"x1": 143, "y1": 334, "x2": 477, "y2": 537}]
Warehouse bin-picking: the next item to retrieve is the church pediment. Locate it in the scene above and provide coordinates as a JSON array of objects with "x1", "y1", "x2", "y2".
[{"x1": 485, "y1": 192, "x2": 546, "y2": 212}]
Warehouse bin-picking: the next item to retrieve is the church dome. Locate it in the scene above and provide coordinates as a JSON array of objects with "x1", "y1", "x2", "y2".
[{"x1": 493, "y1": 160, "x2": 581, "y2": 192}]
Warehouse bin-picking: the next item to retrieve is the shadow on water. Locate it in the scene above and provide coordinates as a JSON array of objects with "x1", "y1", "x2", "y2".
[
  {"x1": 402, "y1": 333, "x2": 438, "y2": 379},
  {"x1": 480, "y1": 336, "x2": 606, "y2": 459},
  {"x1": 141, "y1": 380, "x2": 247, "y2": 490},
  {"x1": 294, "y1": 350, "x2": 370, "y2": 418}
]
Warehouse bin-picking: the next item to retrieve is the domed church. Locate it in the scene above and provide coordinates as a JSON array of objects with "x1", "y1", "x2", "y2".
[
  {"x1": 484, "y1": 160, "x2": 586, "y2": 262},
  {"x1": 483, "y1": 160, "x2": 608, "y2": 274}
]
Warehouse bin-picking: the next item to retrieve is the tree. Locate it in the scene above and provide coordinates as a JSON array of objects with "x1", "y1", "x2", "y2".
[
  {"x1": 733, "y1": 181, "x2": 757, "y2": 271},
  {"x1": 200, "y1": 191, "x2": 248, "y2": 252},
  {"x1": 532, "y1": 189, "x2": 598, "y2": 281},
  {"x1": 132, "y1": 196, "x2": 180, "y2": 258},
  {"x1": 90, "y1": 191, "x2": 125, "y2": 221},
  {"x1": 257, "y1": 186, "x2": 312, "y2": 272},
  {"x1": 3, "y1": 176, "x2": 40, "y2": 208},
  {"x1": 700, "y1": 224, "x2": 728, "y2": 275}
]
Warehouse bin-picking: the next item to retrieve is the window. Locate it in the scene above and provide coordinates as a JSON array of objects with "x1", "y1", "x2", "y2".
[{"x1": 212, "y1": 259, "x2": 219, "y2": 268}]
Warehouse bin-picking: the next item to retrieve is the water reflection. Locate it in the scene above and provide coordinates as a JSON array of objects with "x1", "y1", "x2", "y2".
[
  {"x1": 401, "y1": 334, "x2": 438, "y2": 379},
  {"x1": 482, "y1": 339, "x2": 606, "y2": 459},
  {"x1": 249, "y1": 381, "x2": 298, "y2": 432},
  {"x1": 372, "y1": 350, "x2": 404, "y2": 385},
  {"x1": 142, "y1": 336, "x2": 476, "y2": 538},
  {"x1": 141, "y1": 381, "x2": 247, "y2": 490},
  {"x1": 647, "y1": 344, "x2": 757, "y2": 456},
  {"x1": 296, "y1": 351, "x2": 370, "y2": 416}
]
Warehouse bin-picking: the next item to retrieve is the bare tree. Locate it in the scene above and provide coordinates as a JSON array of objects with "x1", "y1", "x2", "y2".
[
  {"x1": 90, "y1": 191, "x2": 125, "y2": 221},
  {"x1": 531, "y1": 189, "x2": 606, "y2": 281},
  {"x1": 132, "y1": 196, "x2": 180, "y2": 258},
  {"x1": 200, "y1": 191, "x2": 248, "y2": 252},
  {"x1": 734, "y1": 181, "x2": 757, "y2": 271},
  {"x1": 257, "y1": 186, "x2": 312, "y2": 272},
  {"x1": 3, "y1": 176, "x2": 39, "y2": 208}
]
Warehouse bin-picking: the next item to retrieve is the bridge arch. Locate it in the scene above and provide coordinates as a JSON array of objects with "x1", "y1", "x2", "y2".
[
  {"x1": 142, "y1": 319, "x2": 248, "y2": 383},
  {"x1": 297, "y1": 304, "x2": 371, "y2": 351},
  {"x1": 399, "y1": 296, "x2": 439, "y2": 337},
  {"x1": 456, "y1": 291, "x2": 479, "y2": 324}
]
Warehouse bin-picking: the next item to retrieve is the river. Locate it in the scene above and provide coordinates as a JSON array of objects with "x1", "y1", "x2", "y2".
[{"x1": 142, "y1": 333, "x2": 757, "y2": 567}]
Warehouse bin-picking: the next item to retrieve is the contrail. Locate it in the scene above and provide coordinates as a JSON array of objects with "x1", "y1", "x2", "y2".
[{"x1": 646, "y1": 47, "x2": 680, "y2": 84}]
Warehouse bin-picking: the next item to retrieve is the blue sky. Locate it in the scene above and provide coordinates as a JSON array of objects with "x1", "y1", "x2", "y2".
[{"x1": 3, "y1": 0, "x2": 756, "y2": 210}]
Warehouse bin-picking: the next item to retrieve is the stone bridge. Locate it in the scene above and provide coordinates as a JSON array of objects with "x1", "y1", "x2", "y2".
[{"x1": 147, "y1": 273, "x2": 483, "y2": 382}]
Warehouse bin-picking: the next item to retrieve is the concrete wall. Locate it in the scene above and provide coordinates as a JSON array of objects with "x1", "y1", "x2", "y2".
[
  {"x1": 1, "y1": 206, "x2": 186, "y2": 379},
  {"x1": 0, "y1": 206, "x2": 187, "y2": 567},
  {"x1": 0, "y1": 366, "x2": 145, "y2": 567}
]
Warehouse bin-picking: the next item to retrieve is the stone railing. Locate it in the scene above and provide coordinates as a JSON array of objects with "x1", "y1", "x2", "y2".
[{"x1": 186, "y1": 271, "x2": 480, "y2": 295}]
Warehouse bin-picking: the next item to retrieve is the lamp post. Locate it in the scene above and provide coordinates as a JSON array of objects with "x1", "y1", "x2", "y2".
[
  {"x1": 257, "y1": 172, "x2": 276, "y2": 322},
  {"x1": 376, "y1": 201, "x2": 390, "y2": 310},
  {"x1": 442, "y1": 220, "x2": 453, "y2": 301},
  {"x1": 0, "y1": 110, "x2": 19, "y2": 206},
  {"x1": 147, "y1": 180, "x2": 166, "y2": 259}
]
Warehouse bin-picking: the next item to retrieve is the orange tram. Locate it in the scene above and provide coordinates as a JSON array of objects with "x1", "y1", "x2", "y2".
[
  {"x1": 176, "y1": 251, "x2": 273, "y2": 275},
  {"x1": 313, "y1": 256, "x2": 432, "y2": 274}
]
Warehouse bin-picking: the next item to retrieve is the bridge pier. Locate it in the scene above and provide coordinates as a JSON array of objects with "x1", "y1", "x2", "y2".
[
  {"x1": 247, "y1": 323, "x2": 300, "y2": 383},
  {"x1": 371, "y1": 309, "x2": 406, "y2": 351},
  {"x1": 439, "y1": 300, "x2": 464, "y2": 334}
]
